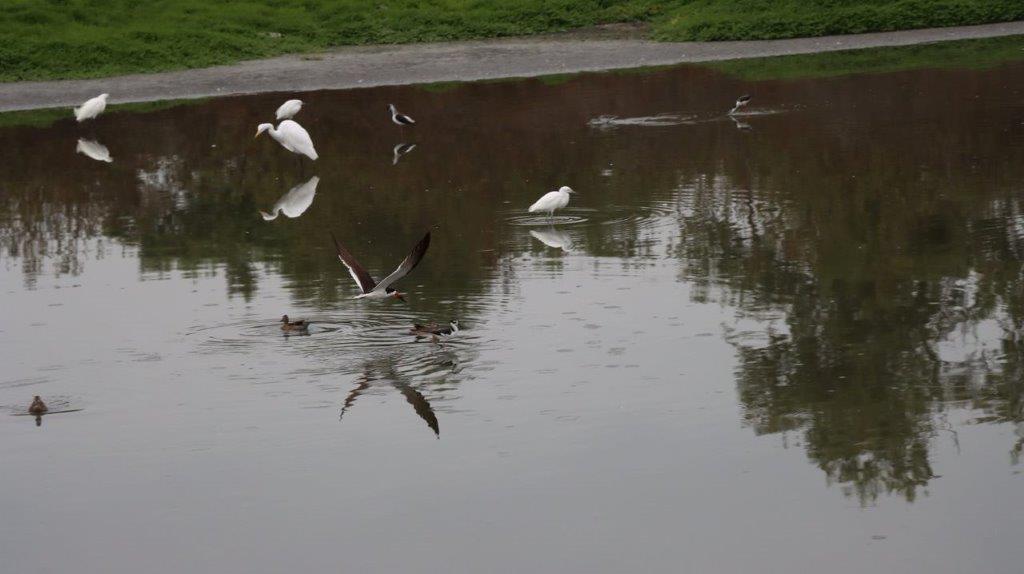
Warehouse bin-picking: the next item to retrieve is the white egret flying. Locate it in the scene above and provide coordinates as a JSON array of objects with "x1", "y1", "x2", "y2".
[
  {"x1": 75, "y1": 138, "x2": 113, "y2": 163},
  {"x1": 728, "y1": 94, "x2": 752, "y2": 115},
  {"x1": 260, "y1": 176, "x2": 319, "y2": 220},
  {"x1": 74, "y1": 93, "x2": 109, "y2": 122},
  {"x1": 255, "y1": 120, "x2": 318, "y2": 160},
  {"x1": 331, "y1": 231, "x2": 431, "y2": 301},
  {"x1": 529, "y1": 186, "x2": 576, "y2": 218},
  {"x1": 275, "y1": 99, "x2": 303, "y2": 120},
  {"x1": 389, "y1": 104, "x2": 415, "y2": 126}
]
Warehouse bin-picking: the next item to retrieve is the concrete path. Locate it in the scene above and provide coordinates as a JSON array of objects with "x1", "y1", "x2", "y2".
[{"x1": 2, "y1": 21, "x2": 1023, "y2": 112}]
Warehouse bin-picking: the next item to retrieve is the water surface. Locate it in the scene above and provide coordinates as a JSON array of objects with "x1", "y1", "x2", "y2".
[{"x1": 2, "y1": 49, "x2": 1024, "y2": 573}]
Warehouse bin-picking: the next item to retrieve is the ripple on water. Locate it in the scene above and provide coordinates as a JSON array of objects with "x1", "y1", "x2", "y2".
[
  {"x1": 505, "y1": 209, "x2": 593, "y2": 227},
  {"x1": 190, "y1": 309, "x2": 482, "y2": 379},
  {"x1": 588, "y1": 114, "x2": 697, "y2": 129},
  {"x1": 596, "y1": 202, "x2": 678, "y2": 231}
]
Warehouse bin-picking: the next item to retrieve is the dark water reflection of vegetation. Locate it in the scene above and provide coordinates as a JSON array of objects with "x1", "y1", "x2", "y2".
[{"x1": 2, "y1": 56, "x2": 1023, "y2": 504}]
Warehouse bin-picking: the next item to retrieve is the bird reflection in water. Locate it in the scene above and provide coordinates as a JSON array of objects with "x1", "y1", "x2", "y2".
[
  {"x1": 339, "y1": 355, "x2": 466, "y2": 438},
  {"x1": 260, "y1": 175, "x2": 319, "y2": 221},
  {"x1": 75, "y1": 138, "x2": 113, "y2": 163},
  {"x1": 392, "y1": 143, "x2": 417, "y2": 165},
  {"x1": 730, "y1": 116, "x2": 753, "y2": 131},
  {"x1": 530, "y1": 227, "x2": 575, "y2": 253}
]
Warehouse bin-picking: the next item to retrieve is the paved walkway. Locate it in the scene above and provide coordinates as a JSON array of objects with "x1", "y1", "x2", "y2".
[{"x1": 2, "y1": 21, "x2": 1023, "y2": 112}]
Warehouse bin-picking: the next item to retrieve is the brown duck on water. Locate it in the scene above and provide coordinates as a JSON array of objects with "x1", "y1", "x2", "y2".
[
  {"x1": 280, "y1": 315, "x2": 310, "y2": 333},
  {"x1": 28, "y1": 396, "x2": 47, "y2": 416}
]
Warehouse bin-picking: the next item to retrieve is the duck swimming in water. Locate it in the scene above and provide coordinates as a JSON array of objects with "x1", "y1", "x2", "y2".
[
  {"x1": 280, "y1": 315, "x2": 310, "y2": 333},
  {"x1": 29, "y1": 396, "x2": 47, "y2": 416}
]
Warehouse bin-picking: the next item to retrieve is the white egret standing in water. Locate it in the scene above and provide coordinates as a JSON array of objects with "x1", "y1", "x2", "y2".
[
  {"x1": 728, "y1": 94, "x2": 752, "y2": 115},
  {"x1": 255, "y1": 120, "x2": 318, "y2": 160},
  {"x1": 75, "y1": 138, "x2": 113, "y2": 162},
  {"x1": 74, "y1": 93, "x2": 108, "y2": 122},
  {"x1": 260, "y1": 176, "x2": 319, "y2": 220},
  {"x1": 275, "y1": 99, "x2": 303, "y2": 120},
  {"x1": 529, "y1": 186, "x2": 576, "y2": 218}
]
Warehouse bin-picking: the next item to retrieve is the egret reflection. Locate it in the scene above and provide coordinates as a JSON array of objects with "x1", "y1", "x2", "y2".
[
  {"x1": 76, "y1": 138, "x2": 113, "y2": 162},
  {"x1": 260, "y1": 175, "x2": 319, "y2": 221},
  {"x1": 530, "y1": 227, "x2": 575, "y2": 252}
]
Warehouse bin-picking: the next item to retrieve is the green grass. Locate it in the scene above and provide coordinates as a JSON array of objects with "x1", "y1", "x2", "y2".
[
  {"x1": 654, "y1": 0, "x2": 1024, "y2": 42},
  {"x1": 0, "y1": 1, "x2": 1021, "y2": 82},
  {"x1": 709, "y1": 34, "x2": 1024, "y2": 80},
  {"x1": 0, "y1": 0, "x2": 659, "y2": 82}
]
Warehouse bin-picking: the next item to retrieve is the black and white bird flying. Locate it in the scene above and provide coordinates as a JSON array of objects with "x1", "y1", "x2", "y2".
[{"x1": 331, "y1": 231, "x2": 431, "y2": 300}]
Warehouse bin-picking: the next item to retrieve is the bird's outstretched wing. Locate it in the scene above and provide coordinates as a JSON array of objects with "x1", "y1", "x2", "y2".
[
  {"x1": 395, "y1": 383, "x2": 439, "y2": 437},
  {"x1": 331, "y1": 232, "x2": 377, "y2": 294},
  {"x1": 372, "y1": 232, "x2": 431, "y2": 293}
]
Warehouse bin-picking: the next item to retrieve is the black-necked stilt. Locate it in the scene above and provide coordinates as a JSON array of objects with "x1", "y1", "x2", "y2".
[
  {"x1": 529, "y1": 186, "x2": 576, "y2": 218},
  {"x1": 260, "y1": 176, "x2": 319, "y2": 220},
  {"x1": 728, "y1": 94, "x2": 752, "y2": 115},
  {"x1": 389, "y1": 104, "x2": 416, "y2": 126},
  {"x1": 280, "y1": 315, "x2": 310, "y2": 333},
  {"x1": 392, "y1": 142, "x2": 417, "y2": 165},
  {"x1": 255, "y1": 119, "x2": 318, "y2": 160},
  {"x1": 410, "y1": 319, "x2": 460, "y2": 338},
  {"x1": 331, "y1": 231, "x2": 431, "y2": 300},
  {"x1": 74, "y1": 93, "x2": 108, "y2": 122},
  {"x1": 275, "y1": 99, "x2": 303, "y2": 120}
]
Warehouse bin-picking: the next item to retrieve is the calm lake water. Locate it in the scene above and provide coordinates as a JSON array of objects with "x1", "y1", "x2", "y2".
[{"x1": 3, "y1": 45, "x2": 1024, "y2": 573}]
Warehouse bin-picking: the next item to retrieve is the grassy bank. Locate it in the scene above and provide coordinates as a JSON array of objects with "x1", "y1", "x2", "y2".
[
  {"x1": 709, "y1": 33, "x2": 1024, "y2": 80},
  {"x1": 1, "y1": 1, "x2": 1021, "y2": 82},
  {"x1": 655, "y1": 0, "x2": 1024, "y2": 42}
]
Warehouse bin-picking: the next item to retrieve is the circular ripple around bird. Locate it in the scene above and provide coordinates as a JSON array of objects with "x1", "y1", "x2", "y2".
[{"x1": 505, "y1": 207, "x2": 597, "y2": 227}]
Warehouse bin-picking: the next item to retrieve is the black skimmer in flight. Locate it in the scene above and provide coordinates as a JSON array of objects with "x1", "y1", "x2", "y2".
[
  {"x1": 728, "y1": 94, "x2": 752, "y2": 115},
  {"x1": 331, "y1": 231, "x2": 431, "y2": 300},
  {"x1": 389, "y1": 104, "x2": 416, "y2": 126}
]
